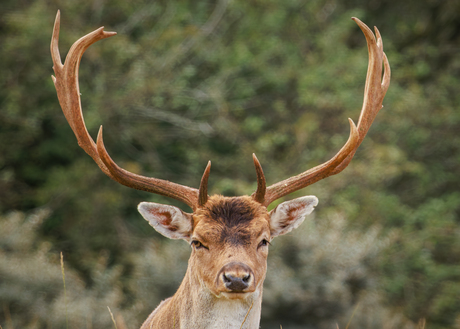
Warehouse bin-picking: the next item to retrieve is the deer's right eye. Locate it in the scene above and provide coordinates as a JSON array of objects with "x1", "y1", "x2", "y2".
[{"x1": 191, "y1": 240, "x2": 208, "y2": 250}]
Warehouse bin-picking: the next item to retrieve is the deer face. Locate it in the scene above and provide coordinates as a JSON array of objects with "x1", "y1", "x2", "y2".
[
  {"x1": 138, "y1": 195, "x2": 318, "y2": 299},
  {"x1": 190, "y1": 196, "x2": 271, "y2": 299}
]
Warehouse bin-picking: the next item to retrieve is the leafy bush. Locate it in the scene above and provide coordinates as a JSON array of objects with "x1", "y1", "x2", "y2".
[{"x1": 1, "y1": 0, "x2": 459, "y2": 328}]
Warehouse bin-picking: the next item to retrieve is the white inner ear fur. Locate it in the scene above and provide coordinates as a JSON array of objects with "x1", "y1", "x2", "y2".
[
  {"x1": 138, "y1": 202, "x2": 193, "y2": 241},
  {"x1": 269, "y1": 196, "x2": 318, "y2": 238}
]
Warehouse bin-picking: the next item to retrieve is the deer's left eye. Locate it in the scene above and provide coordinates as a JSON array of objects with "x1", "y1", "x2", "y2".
[{"x1": 258, "y1": 239, "x2": 270, "y2": 249}]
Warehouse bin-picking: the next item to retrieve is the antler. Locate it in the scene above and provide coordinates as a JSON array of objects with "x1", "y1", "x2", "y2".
[
  {"x1": 253, "y1": 17, "x2": 391, "y2": 207},
  {"x1": 50, "y1": 11, "x2": 207, "y2": 210}
]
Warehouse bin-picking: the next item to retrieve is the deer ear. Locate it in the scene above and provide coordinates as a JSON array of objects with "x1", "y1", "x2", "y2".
[
  {"x1": 138, "y1": 202, "x2": 193, "y2": 241},
  {"x1": 269, "y1": 196, "x2": 318, "y2": 238}
]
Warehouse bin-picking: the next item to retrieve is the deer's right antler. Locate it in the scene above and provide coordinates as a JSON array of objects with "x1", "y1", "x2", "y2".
[{"x1": 51, "y1": 10, "x2": 207, "y2": 210}]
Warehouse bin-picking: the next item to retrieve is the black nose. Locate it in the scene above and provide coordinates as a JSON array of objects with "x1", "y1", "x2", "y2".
[
  {"x1": 220, "y1": 262, "x2": 253, "y2": 292},
  {"x1": 223, "y1": 273, "x2": 250, "y2": 292}
]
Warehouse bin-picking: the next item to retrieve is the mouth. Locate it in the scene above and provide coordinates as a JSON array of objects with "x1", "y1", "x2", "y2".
[{"x1": 220, "y1": 291, "x2": 252, "y2": 300}]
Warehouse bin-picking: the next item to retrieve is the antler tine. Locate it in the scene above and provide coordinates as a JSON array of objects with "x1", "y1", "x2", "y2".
[
  {"x1": 261, "y1": 18, "x2": 390, "y2": 207},
  {"x1": 198, "y1": 161, "x2": 212, "y2": 207},
  {"x1": 251, "y1": 153, "x2": 267, "y2": 204},
  {"x1": 51, "y1": 11, "x2": 201, "y2": 210},
  {"x1": 353, "y1": 18, "x2": 391, "y2": 145}
]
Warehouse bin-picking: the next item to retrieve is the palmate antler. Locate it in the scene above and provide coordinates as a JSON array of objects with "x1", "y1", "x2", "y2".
[
  {"x1": 252, "y1": 17, "x2": 391, "y2": 207},
  {"x1": 51, "y1": 11, "x2": 389, "y2": 210}
]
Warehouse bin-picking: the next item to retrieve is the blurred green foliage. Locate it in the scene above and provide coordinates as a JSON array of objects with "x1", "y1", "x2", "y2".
[{"x1": 1, "y1": 0, "x2": 459, "y2": 328}]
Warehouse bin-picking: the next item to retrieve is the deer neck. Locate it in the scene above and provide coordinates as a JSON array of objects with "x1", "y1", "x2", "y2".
[{"x1": 167, "y1": 266, "x2": 263, "y2": 329}]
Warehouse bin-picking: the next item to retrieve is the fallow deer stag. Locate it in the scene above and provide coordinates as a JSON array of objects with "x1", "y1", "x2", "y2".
[{"x1": 51, "y1": 10, "x2": 390, "y2": 329}]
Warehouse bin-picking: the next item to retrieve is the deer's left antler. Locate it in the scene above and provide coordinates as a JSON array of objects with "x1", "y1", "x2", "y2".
[{"x1": 252, "y1": 18, "x2": 391, "y2": 206}]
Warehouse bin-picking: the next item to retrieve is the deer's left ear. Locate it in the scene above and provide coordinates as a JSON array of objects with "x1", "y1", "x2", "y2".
[{"x1": 269, "y1": 196, "x2": 318, "y2": 238}]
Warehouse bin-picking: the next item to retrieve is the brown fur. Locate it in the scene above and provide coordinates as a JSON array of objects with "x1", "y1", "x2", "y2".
[
  {"x1": 196, "y1": 196, "x2": 269, "y2": 245},
  {"x1": 139, "y1": 194, "x2": 318, "y2": 328},
  {"x1": 141, "y1": 196, "x2": 270, "y2": 329}
]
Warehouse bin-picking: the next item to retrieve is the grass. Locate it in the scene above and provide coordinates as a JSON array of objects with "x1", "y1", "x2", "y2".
[
  {"x1": 239, "y1": 301, "x2": 254, "y2": 329},
  {"x1": 61, "y1": 251, "x2": 121, "y2": 329},
  {"x1": 418, "y1": 319, "x2": 426, "y2": 329},
  {"x1": 108, "y1": 306, "x2": 119, "y2": 329},
  {"x1": 345, "y1": 302, "x2": 360, "y2": 329},
  {"x1": 60, "y1": 252, "x2": 69, "y2": 329}
]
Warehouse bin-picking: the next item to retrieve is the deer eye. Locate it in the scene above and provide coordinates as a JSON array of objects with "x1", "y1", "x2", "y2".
[
  {"x1": 258, "y1": 239, "x2": 270, "y2": 249},
  {"x1": 191, "y1": 240, "x2": 208, "y2": 250}
]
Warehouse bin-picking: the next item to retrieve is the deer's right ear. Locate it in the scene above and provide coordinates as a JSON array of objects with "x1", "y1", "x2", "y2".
[{"x1": 138, "y1": 202, "x2": 193, "y2": 241}]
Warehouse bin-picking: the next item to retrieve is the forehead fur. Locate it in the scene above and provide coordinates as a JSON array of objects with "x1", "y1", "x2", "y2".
[{"x1": 193, "y1": 195, "x2": 269, "y2": 245}]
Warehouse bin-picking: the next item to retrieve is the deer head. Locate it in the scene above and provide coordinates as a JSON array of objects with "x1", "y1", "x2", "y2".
[{"x1": 50, "y1": 10, "x2": 390, "y2": 328}]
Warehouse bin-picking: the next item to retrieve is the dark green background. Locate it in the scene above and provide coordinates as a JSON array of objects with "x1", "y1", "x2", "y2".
[{"x1": 1, "y1": 0, "x2": 459, "y2": 328}]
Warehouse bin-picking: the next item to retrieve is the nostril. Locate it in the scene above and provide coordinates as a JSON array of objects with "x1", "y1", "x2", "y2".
[
  {"x1": 243, "y1": 274, "x2": 250, "y2": 283},
  {"x1": 223, "y1": 273, "x2": 231, "y2": 283}
]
